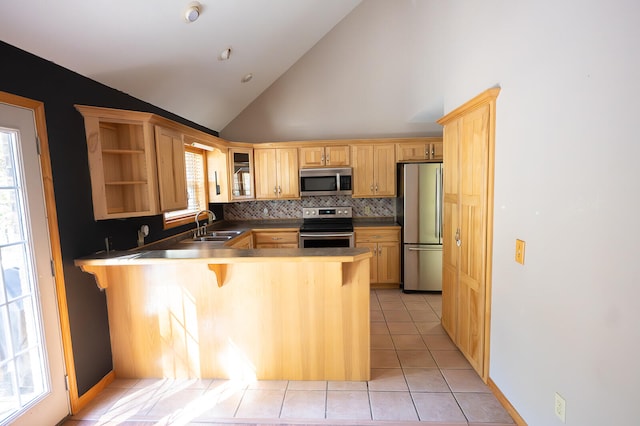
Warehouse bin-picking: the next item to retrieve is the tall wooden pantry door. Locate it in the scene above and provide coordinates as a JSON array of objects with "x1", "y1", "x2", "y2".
[{"x1": 438, "y1": 88, "x2": 500, "y2": 381}]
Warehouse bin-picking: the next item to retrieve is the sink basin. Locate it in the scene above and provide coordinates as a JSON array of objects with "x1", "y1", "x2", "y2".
[
  {"x1": 193, "y1": 235, "x2": 233, "y2": 242},
  {"x1": 207, "y1": 230, "x2": 242, "y2": 237}
]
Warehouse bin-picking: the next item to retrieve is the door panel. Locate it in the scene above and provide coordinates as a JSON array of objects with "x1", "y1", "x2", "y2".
[
  {"x1": 155, "y1": 126, "x2": 187, "y2": 212},
  {"x1": 441, "y1": 119, "x2": 459, "y2": 338},
  {"x1": 0, "y1": 103, "x2": 69, "y2": 425},
  {"x1": 457, "y1": 104, "x2": 489, "y2": 371},
  {"x1": 254, "y1": 149, "x2": 277, "y2": 199},
  {"x1": 276, "y1": 148, "x2": 299, "y2": 198}
]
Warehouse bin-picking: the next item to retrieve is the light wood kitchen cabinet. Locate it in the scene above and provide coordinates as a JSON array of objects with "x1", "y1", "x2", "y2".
[
  {"x1": 253, "y1": 230, "x2": 299, "y2": 248},
  {"x1": 437, "y1": 88, "x2": 500, "y2": 381},
  {"x1": 351, "y1": 144, "x2": 396, "y2": 197},
  {"x1": 354, "y1": 227, "x2": 400, "y2": 286},
  {"x1": 254, "y1": 148, "x2": 299, "y2": 199},
  {"x1": 154, "y1": 126, "x2": 188, "y2": 212},
  {"x1": 299, "y1": 145, "x2": 350, "y2": 168},
  {"x1": 396, "y1": 139, "x2": 443, "y2": 162},
  {"x1": 225, "y1": 231, "x2": 253, "y2": 249},
  {"x1": 228, "y1": 148, "x2": 254, "y2": 200},
  {"x1": 75, "y1": 106, "x2": 161, "y2": 219}
]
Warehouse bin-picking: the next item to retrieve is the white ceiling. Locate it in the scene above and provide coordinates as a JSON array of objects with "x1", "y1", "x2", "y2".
[{"x1": 0, "y1": 0, "x2": 362, "y2": 132}]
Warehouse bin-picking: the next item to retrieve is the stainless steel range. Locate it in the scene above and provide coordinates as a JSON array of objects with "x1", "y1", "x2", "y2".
[{"x1": 299, "y1": 207, "x2": 354, "y2": 248}]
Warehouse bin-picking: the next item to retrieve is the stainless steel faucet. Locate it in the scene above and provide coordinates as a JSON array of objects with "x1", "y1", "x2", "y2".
[{"x1": 195, "y1": 210, "x2": 215, "y2": 236}]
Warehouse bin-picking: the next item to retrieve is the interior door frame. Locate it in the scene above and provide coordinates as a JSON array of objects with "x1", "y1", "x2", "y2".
[{"x1": 0, "y1": 91, "x2": 82, "y2": 413}]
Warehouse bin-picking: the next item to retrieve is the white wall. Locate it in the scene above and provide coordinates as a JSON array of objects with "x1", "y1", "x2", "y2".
[
  {"x1": 223, "y1": 1, "x2": 640, "y2": 424},
  {"x1": 221, "y1": 0, "x2": 446, "y2": 142},
  {"x1": 438, "y1": 2, "x2": 640, "y2": 425}
]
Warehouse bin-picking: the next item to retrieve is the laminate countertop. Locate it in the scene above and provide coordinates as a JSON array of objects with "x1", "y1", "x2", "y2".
[
  {"x1": 74, "y1": 218, "x2": 396, "y2": 266},
  {"x1": 74, "y1": 246, "x2": 371, "y2": 267}
]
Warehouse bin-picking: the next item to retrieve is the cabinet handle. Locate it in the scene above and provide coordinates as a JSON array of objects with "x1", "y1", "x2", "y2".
[
  {"x1": 375, "y1": 184, "x2": 378, "y2": 192},
  {"x1": 455, "y1": 228, "x2": 461, "y2": 247},
  {"x1": 425, "y1": 149, "x2": 429, "y2": 157},
  {"x1": 278, "y1": 186, "x2": 282, "y2": 194},
  {"x1": 273, "y1": 186, "x2": 277, "y2": 194},
  {"x1": 272, "y1": 237, "x2": 282, "y2": 240},
  {"x1": 370, "y1": 184, "x2": 374, "y2": 192},
  {"x1": 431, "y1": 145, "x2": 435, "y2": 156},
  {"x1": 378, "y1": 247, "x2": 382, "y2": 255}
]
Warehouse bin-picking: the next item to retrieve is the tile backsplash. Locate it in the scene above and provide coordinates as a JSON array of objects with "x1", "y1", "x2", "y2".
[{"x1": 223, "y1": 196, "x2": 395, "y2": 220}]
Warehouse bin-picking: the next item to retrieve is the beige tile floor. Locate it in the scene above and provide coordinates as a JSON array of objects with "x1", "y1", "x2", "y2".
[{"x1": 63, "y1": 289, "x2": 514, "y2": 426}]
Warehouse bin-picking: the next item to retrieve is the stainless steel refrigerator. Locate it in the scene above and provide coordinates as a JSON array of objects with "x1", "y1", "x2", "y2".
[{"x1": 396, "y1": 163, "x2": 443, "y2": 292}]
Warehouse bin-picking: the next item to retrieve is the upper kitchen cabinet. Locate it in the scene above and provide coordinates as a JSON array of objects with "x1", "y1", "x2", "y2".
[
  {"x1": 351, "y1": 144, "x2": 396, "y2": 197},
  {"x1": 76, "y1": 105, "x2": 234, "y2": 219},
  {"x1": 154, "y1": 126, "x2": 188, "y2": 212},
  {"x1": 228, "y1": 148, "x2": 254, "y2": 201},
  {"x1": 75, "y1": 106, "x2": 160, "y2": 219},
  {"x1": 254, "y1": 147, "x2": 299, "y2": 199},
  {"x1": 299, "y1": 145, "x2": 350, "y2": 168},
  {"x1": 396, "y1": 138, "x2": 443, "y2": 162}
]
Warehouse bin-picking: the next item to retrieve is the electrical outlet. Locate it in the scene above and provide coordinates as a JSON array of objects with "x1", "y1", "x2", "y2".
[
  {"x1": 364, "y1": 206, "x2": 371, "y2": 216},
  {"x1": 515, "y1": 239, "x2": 526, "y2": 265},
  {"x1": 263, "y1": 207, "x2": 268, "y2": 216},
  {"x1": 554, "y1": 392, "x2": 566, "y2": 423}
]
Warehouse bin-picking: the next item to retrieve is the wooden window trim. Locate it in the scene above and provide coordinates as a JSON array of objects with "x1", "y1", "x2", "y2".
[{"x1": 163, "y1": 145, "x2": 209, "y2": 229}]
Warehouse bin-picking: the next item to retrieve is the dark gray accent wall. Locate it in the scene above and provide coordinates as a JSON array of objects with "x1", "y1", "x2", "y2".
[{"x1": 0, "y1": 41, "x2": 221, "y2": 395}]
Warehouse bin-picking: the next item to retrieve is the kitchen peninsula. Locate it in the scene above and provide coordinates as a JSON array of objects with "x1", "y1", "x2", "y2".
[{"x1": 75, "y1": 242, "x2": 372, "y2": 382}]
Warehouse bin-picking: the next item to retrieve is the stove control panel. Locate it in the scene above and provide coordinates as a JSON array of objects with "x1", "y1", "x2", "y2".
[{"x1": 302, "y1": 206, "x2": 352, "y2": 218}]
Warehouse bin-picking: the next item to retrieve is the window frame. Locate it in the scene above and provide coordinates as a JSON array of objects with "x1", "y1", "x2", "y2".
[{"x1": 163, "y1": 145, "x2": 209, "y2": 229}]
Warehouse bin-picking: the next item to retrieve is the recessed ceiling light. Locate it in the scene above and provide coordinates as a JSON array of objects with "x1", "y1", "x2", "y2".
[
  {"x1": 184, "y1": 2, "x2": 201, "y2": 23},
  {"x1": 218, "y1": 48, "x2": 232, "y2": 61},
  {"x1": 241, "y1": 73, "x2": 253, "y2": 83}
]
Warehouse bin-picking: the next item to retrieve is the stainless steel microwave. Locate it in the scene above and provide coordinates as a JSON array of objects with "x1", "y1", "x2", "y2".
[{"x1": 299, "y1": 167, "x2": 352, "y2": 196}]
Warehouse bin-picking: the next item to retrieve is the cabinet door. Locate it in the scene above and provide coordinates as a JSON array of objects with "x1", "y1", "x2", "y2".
[
  {"x1": 325, "y1": 145, "x2": 350, "y2": 166},
  {"x1": 254, "y1": 148, "x2": 278, "y2": 199},
  {"x1": 396, "y1": 143, "x2": 428, "y2": 161},
  {"x1": 373, "y1": 144, "x2": 396, "y2": 196},
  {"x1": 356, "y1": 241, "x2": 378, "y2": 282},
  {"x1": 276, "y1": 148, "x2": 299, "y2": 198},
  {"x1": 377, "y1": 242, "x2": 401, "y2": 284},
  {"x1": 351, "y1": 145, "x2": 374, "y2": 196},
  {"x1": 155, "y1": 126, "x2": 187, "y2": 212},
  {"x1": 299, "y1": 146, "x2": 325, "y2": 168},
  {"x1": 430, "y1": 141, "x2": 443, "y2": 161},
  {"x1": 228, "y1": 148, "x2": 254, "y2": 200}
]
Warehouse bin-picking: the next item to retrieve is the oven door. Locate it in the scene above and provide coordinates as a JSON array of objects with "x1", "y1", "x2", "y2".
[{"x1": 299, "y1": 232, "x2": 354, "y2": 248}]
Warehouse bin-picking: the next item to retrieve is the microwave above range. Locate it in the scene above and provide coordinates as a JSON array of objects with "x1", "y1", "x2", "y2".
[{"x1": 299, "y1": 167, "x2": 352, "y2": 196}]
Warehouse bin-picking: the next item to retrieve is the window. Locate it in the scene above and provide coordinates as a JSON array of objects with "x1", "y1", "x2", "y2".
[{"x1": 164, "y1": 146, "x2": 209, "y2": 228}]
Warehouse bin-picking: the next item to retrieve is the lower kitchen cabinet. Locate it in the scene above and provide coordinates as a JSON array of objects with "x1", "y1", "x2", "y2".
[
  {"x1": 354, "y1": 226, "x2": 400, "y2": 287},
  {"x1": 225, "y1": 231, "x2": 253, "y2": 249},
  {"x1": 253, "y1": 230, "x2": 299, "y2": 248}
]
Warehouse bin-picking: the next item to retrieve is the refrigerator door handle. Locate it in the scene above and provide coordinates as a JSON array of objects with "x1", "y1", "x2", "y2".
[
  {"x1": 408, "y1": 246, "x2": 441, "y2": 251},
  {"x1": 435, "y1": 167, "x2": 442, "y2": 241}
]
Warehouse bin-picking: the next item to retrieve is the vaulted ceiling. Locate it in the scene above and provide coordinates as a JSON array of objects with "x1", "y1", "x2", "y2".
[{"x1": 0, "y1": 0, "x2": 362, "y2": 131}]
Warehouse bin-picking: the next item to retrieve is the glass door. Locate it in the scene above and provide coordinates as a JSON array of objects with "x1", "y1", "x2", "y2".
[{"x1": 0, "y1": 103, "x2": 68, "y2": 425}]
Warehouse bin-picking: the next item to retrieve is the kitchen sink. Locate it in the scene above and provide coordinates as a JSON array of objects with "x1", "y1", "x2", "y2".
[
  {"x1": 207, "y1": 230, "x2": 242, "y2": 237},
  {"x1": 193, "y1": 235, "x2": 233, "y2": 242}
]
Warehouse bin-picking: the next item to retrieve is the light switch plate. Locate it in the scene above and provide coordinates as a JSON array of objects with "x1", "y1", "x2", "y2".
[{"x1": 515, "y1": 239, "x2": 525, "y2": 265}]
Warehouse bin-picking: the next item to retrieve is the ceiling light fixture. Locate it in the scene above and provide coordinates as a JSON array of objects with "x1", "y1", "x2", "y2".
[
  {"x1": 218, "y1": 48, "x2": 232, "y2": 61},
  {"x1": 241, "y1": 73, "x2": 253, "y2": 83},
  {"x1": 184, "y1": 2, "x2": 201, "y2": 23}
]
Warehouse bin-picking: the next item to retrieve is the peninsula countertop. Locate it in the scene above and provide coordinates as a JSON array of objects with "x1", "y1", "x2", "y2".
[{"x1": 74, "y1": 246, "x2": 371, "y2": 267}]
